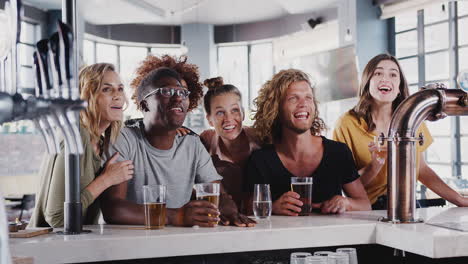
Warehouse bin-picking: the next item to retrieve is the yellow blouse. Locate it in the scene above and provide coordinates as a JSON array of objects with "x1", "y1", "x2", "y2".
[{"x1": 333, "y1": 112, "x2": 433, "y2": 204}]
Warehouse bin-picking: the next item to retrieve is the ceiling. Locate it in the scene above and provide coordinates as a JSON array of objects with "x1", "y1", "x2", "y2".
[{"x1": 23, "y1": 0, "x2": 337, "y2": 25}]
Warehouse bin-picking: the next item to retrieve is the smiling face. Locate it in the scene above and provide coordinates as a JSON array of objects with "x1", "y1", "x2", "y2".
[
  {"x1": 369, "y1": 60, "x2": 401, "y2": 104},
  {"x1": 279, "y1": 80, "x2": 315, "y2": 135},
  {"x1": 96, "y1": 70, "x2": 125, "y2": 124},
  {"x1": 143, "y1": 76, "x2": 189, "y2": 130},
  {"x1": 207, "y1": 93, "x2": 244, "y2": 141}
]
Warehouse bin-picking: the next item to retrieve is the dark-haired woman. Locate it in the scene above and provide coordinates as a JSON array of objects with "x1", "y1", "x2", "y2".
[
  {"x1": 333, "y1": 53, "x2": 468, "y2": 209},
  {"x1": 199, "y1": 77, "x2": 260, "y2": 221}
]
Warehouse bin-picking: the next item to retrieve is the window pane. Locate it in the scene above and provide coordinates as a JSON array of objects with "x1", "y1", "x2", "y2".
[
  {"x1": 96, "y1": 43, "x2": 117, "y2": 66},
  {"x1": 463, "y1": 166, "x2": 468, "y2": 179},
  {"x1": 249, "y1": 43, "x2": 273, "y2": 110},
  {"x1": 119, "y1": 46, "x2": 148, "y2": 84},
  {"x1": 428, "y1": 164, "x2": 452, "y2": 178},
  {"x1": 462, "y1": 137, "x2": 468, "y2": 162},
  {"x1": 461, "y1": 116, "x2": 468, "y2": 134},
  {"x1": 425, "y1": 22, "x2": 448, "y2": 52},
  {"x1": 409, "y1": 84, "x2": 420, "y2": 94},
  {"x1": 426, "y1": 137, "x2": 452, "y2": 163},
  {"x1": 459, "y1": 1, "x2": 468, "y2": 16},
  {"x1": 399, "y1": 57, "x2": 418, "y2": 84},
  {"x1": 459, "y1": 47, "x2": 468, "y2": 71},
  {"x1": 150, "y1": 47, "x2": 183, "y2": 57},
  {"x1": 395, "y1": 11, "x2": 417, "y2": 32},
  {"x1": 217, "y1": 45, "x2": 249, "y2": 109},
  {"x1": 119, "y1": 46, "x2": 148, "y2": 118},
  {"x1": 19, "y1": 22, "x2": 36, "y2": 45},
  {"x1": 424, "y1": 2, "x2": 449, "y2": 24},
  {"x1": 396, "y1": 30, "x2": 418, "y2": 57},
  {"x1": 19, "y1": 66, "x2": 34, "y2": 88},
  {"x1": 425, "y1": 51, "x2": 449, "y2": 81},
  {"x1": 18, "y1": 43, "x2": 34, "y2": 66},
  {"x1": 83, "y1": 40, "x2": 95, "y2": 66},
  {"x1": 426, "y1": 117, "x2": 451, "y2": 136},
  {"x1": 458, "y1": 17, "x2": 468, "y2": 46}
]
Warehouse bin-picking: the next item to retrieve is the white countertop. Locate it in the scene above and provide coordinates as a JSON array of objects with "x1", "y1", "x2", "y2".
[{"x1": 9, "y1": 207, "x2": 468, "y2": 264}]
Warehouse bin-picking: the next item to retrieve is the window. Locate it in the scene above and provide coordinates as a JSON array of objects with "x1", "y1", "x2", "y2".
[
  {"x1": 249, "y1": 43, "x2": 273, "y2": 111},
  {"x1": 216, "y1": 42, "x2": 273, "y2": 116},
  {"x1": 96, "y1": 43, "x2": 118, "y2": 68},
  {"x1": 83, "y1": 39, "x2": 95, "y2": 66},
  {"x1": 17, "y1": 21, "x2": 39, "y2": 95},
  {"x1": 217, "y1": 45, "x2": 249, "y2": 109},
  {"x1": 393, "y1": 1, "x2": 467, "y2": 180}
]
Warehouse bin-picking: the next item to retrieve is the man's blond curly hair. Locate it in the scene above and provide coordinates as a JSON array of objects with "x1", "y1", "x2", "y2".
[{"x1": 253, "y1": 69, "x2": 326, "y2": 144}]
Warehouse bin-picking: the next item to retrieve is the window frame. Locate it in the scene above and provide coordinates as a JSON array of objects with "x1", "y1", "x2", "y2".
[{"x1": 393, "y1": 1, "x2": 466, "y2": 182}]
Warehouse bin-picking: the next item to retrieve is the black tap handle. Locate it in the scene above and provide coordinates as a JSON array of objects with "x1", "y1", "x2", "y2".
[
  {"x1": 36, "y1": 39, "x2": 52, "y2": 96},
  {"x1": 57, "y1": 20, "x2": 75, "y2": 99},
  {"x1": 32, "y1": 51, "x2": 43, "y2": 97},
  {"x1": 49, "y1": 32, "x2": 62, "y2": 88}
]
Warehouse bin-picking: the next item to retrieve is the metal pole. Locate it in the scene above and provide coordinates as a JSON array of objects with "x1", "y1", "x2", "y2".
[{"x1": 61, "y1": 0, "x2": 82, "y2": 234}]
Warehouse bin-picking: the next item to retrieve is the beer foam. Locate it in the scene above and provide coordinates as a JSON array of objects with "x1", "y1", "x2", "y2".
[{"x1": 196, "y1": 192, "x2": 218, "y2": 197}]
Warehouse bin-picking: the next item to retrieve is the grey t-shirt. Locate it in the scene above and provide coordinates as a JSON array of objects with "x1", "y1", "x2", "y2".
[{"x1": 106, "y1": 120, "x2": 222, "y2": 208}]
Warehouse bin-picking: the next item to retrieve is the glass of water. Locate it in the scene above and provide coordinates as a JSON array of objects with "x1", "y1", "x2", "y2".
[
  {"x1": 290, "y1": 252, "x2": 312, "y2": 264},
  {"x1": 336, "y1": 248, "x2": 357, "y2": 264},
  {"x1": 253, "y1": 184, "x2": 272, "y2": 219},
  {"x1": 328, "y1": 253, "x2": 350, "y2": 264}
]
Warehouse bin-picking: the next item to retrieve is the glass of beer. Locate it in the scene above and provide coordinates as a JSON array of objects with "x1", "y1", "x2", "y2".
[
  {"x1": 253, "y1": 184, "x2": 272, "y2": 219},
  {"x1": 374, "y1": 135, "x2": 387, "y2": 163},
  {"x1": 194, "y1": 183, "x2": 220, "y2": 206},
  {"x1": 290, "y1": 177, "x2": 313, "y2": 216},
  {"x1": 194, "y1": 183, "x2": 220, "y2": 224},
  {"x1": 143, "y1": 184, "x2": 166, "y2": 230}
]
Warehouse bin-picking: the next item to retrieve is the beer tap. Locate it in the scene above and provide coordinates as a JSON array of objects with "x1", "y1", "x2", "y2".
[
  {"x1": 36, "y1": 38, "x2": 77, "y2": 155},
  {"x1": 32, "y1": 51, "x2": 57, "y2": 154},
  {"x1": 55, "y1": 19, "x2": 86, "y2": 234},
  {"x1": 48, "y1": 33, "x2": 62, "y2": 99}
]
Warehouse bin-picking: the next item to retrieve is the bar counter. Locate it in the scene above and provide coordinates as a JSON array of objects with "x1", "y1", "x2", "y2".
[{"x1": 9, "y1": 207, "x2": 468, "y2": 264}]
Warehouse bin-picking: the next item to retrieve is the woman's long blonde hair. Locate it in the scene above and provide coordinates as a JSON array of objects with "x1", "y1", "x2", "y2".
[
  {"x1": 79, "y1": 63, "x2": 123, "y2": 154},
  {"x1": 253, "y1": 69, "x2": 326, "y2": 144}
]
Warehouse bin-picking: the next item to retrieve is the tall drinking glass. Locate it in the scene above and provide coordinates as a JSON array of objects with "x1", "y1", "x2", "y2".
[
  {"x1": 143, "y1": 184, "x2": 166, "y2": 230},
  {"x1": 194, "y1": 183, "x2": 220, "y2": 224},
  {"x1": 194, "y1": 183, "x2": 220, "y2": 207},
  {"x1": 253, "y1": 184, "x2": 272, "y2": 219},
  {"x1": 290, "y1": 252, "x2": 312, "y2": 264},
  {"x1": 290, "y1": 177, "x2": 313, "y2": 215},
  {"x1": 336, "y1": 248, "x2": 358, "y2": 264},
  {"x1": 306, "y1": 256, "x2": 328, "y2": 264},
  {"x1": 373, "y1": 135, "x2": 387, "y2": 163},
  {"x1": 328, "y1": 253, "x2": 350, "y2": 264}
]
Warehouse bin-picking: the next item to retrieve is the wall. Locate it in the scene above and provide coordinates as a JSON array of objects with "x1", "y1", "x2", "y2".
[
  {"x1": 84, "y1": 23, "x2": 181, "y2": 44},
  {"x1": 215, "y1": 7, "x2": 338, "y2": 43},
  {"x1": 355, "y1": 0, "x2": 389, "y2": 72}
]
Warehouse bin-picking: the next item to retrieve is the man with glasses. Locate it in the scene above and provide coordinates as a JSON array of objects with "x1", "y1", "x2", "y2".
[{"x1": 101, "y1": 67, "x2": 226, "y2": 227}]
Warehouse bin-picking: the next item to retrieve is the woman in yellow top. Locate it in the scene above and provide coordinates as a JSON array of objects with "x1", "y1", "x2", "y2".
[
  {"x1": 333, "y1": 53, "x2": 468, "y2": 209},
  {"x1": 30, "y1": 63, "x2": 135, "y2": 227}
]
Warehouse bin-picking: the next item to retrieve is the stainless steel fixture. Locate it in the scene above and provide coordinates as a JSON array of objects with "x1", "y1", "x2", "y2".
[
  {"x1": 382, "y1": 84, "x2": 468, "y2": 223},
  {"x1": 0, "y1": 0, "x2": 86, "y2": 234}
]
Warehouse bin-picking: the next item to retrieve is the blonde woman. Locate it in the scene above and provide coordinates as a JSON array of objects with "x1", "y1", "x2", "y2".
[{"x1": 29, "y1": 63, "x2": 134, "y2": 228}]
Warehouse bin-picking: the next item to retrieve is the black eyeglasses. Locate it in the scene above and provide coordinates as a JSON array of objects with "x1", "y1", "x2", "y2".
[{"x1": 143, "y1": 87, "x2": 191, "y2": 100}]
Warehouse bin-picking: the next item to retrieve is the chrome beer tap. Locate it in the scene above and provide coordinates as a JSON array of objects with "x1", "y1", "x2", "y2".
[
  {"x1": 32, "y1": 51, "x2": 58, "y2": 154},
  {"x1": 383, "y1": 83, "x2": 468, "y2": 223}
]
